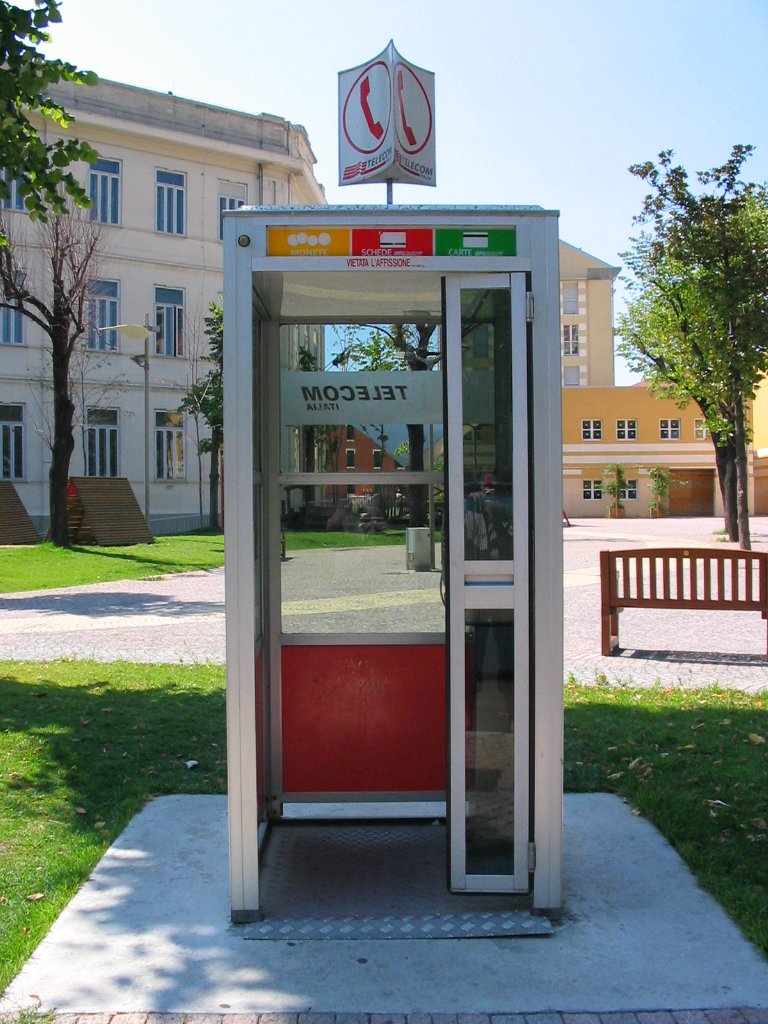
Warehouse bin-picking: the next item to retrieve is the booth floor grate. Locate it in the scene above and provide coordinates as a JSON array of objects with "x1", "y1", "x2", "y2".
[
  {"x1": 243, "y1": 822, "x2": 552, "y2": 940},
  {"x1": 243, "y1": 909, "x2": 552, "y2": 940}
]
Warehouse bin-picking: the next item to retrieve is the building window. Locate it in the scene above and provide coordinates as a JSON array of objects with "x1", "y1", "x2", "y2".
[
  {"x1": 155, "y1": 411, "x2": 184, "y2": 480},
  {"x1": 694, "y1": 419, "x2": 709, "y2": 441},
  {"x1": 582, "y1": 479, "x2": 602, "y2": 500},
  {"x1": 373, "y1": 449, "x2": 382, "y2": 469},
  {"x1": 154, "y1": 287, "x2": 184, "y2": 357},
  {"x1": 620, "y1": 479, "x2": 638, "y2": 501},
  {"x1": 562, "y1": 282, "x2": 579, "y2": 315},
  {"x1": 563, "y1": 324, "x2": 579, "y2": 356},
  {"x1": 0, "y1": 170, "x2": 25, "y2": 212},
  {"x1": 88, "y1": 280, "x2": 119, "y2": 350},
  {"x1": 346, "y1": 448, "x2": 355, "y2": 469},
  {"x1": 660, "y1": 418, "x2": 681, "y2": 440},
  {"x1": 563, "y1": 366, "x2": 580, "y2": 387},
  {"x1": 86, "y1": 408, "x2": 119, "y2": 477},
  {"x1": 89, "y1": 158, "x2": 120, "y2": 225},
  {"x1": 346, "y1": 424, "x2": 355, "y2": 441},
  {"x1": 582, "y1": 419, "x2": 602, "y2": 440},
  {"x1": 218, "y1": 180, "x2": 246, "y2": 240},
  {"x1": 0, "y1": 403, "x2": 23, "y2": 479},
  {"x1": 616, "y1": 418, "x2": 637, "y2": 440},
  {"x1": 156, "y1": 170, "x2": 185, "y2": 235},
  {"x1": 1, "y1": 302, "x2": 23, "y2": 345}
]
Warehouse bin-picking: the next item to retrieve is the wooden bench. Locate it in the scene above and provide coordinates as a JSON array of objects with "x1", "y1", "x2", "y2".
[{"x1": 600, "y1": 547, "x2": 768, "y2": 656}]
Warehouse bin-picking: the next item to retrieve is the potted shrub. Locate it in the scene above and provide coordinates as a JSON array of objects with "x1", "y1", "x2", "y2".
[
  {"x1": 648, "y1": 466, "x2": 671, "y2": 518},
  {"x1": 604, "y1": 463, "x2": 626, "y2": 518}
]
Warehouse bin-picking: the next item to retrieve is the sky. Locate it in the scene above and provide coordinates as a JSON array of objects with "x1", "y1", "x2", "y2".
[{"x1": 43, "y1": 0, "x2": 768, "y2": 384}]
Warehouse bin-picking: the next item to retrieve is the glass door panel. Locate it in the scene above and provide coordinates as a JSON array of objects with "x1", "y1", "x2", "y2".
[{"x1": 445, "y1": 274, "x2": 529, "y2": 893}]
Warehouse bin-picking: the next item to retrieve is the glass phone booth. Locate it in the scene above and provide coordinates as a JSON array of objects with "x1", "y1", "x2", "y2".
[{"x1": 223, "y1": 206, "x2": 563, "y2": 925}]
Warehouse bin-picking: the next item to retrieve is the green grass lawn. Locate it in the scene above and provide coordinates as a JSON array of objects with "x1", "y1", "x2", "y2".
[
  {"x1": 0, "y1": 660, "x2": 226, "y2": 991},
  {"x1": 0, "y1": 664, "x2": 766, "y2": 994},
  {"x1": 0, "y1": 532, "x2": 225, "y2": 594},
  {"x1": 0, "y1": 529, "x2": 426, "y2": 594},
  {"x1": 284, "y1": 528, "x2": 409, "y2": 550},
  {"x1": 565, "y1": 678, "x2": 768, "y2": 957}
]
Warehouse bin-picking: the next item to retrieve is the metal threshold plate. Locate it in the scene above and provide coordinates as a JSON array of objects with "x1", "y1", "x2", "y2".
[{"x1": 244, "y1": 822, "x2": 552, "y2": 940}]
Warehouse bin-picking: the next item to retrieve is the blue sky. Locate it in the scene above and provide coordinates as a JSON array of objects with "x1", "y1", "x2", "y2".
[{"x1": 46, "y1": 0, "x2": 768, "y2": 383}]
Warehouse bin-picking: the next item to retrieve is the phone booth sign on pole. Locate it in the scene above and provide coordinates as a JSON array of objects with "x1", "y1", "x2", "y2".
[{"x1": 339, "y1": 40, "x2": 436, "y2": 191}]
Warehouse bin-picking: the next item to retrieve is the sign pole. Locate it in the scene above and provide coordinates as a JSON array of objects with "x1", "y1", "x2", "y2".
[{"x1": 386, "y1": 178, "x2": 393, "y2": 205}]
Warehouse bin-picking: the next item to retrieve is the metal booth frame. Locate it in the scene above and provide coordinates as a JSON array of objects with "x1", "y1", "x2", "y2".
[{"x1": 223, "y1": 205, "x2": 564, "y2": 922}]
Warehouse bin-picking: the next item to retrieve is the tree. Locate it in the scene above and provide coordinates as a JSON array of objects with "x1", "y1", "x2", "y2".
[
  {"x1": 0, "y1": 204, "x2": 101, "y2": 545},
  {"x1": 648, "y1": 466, "x2": 671, "y2": 517},
  {"x1": 603, "y1": 463, "x2": 626, "y2": 518},
  {"x1": 179, "y1": 302, "x2": 222, "y2": 528},
  {"x1": 616, "y1": 146, "x2": 768, "y2": 548},
  {"x1": 0, "y1": 1, "x2": 97, "y2": 240},
  {"x1": 69, "y1": 342, "x2": 125, "y2": 475}
]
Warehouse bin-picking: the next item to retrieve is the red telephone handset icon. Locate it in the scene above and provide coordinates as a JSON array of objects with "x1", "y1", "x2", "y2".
[
  {"x1": 397, "y1": 69, "x2": 417, "y2": 147},
  {"x1": 359, "y1": 76, "x2": 384, "y2": 140}
]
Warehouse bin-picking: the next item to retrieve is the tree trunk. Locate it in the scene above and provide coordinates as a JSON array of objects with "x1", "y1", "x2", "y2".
[
  {"x1": 407, "y1": 422, "x2": 427, "y2": 526},
  {"x1": 402, "y1": 324, "x2": 435, "y2": 529},
  {"x1": 49, "y1": 325, "x2": 75, "y2": 547},
  {"x1": 733, "y1": 394, "x2": 752, "y2": 549},
  {"x1": 713, "y1": 440, "x2": 738, "y2": 542},
  {"x1": 209, "y1": 429, "x2": 222, "y2": 529}
]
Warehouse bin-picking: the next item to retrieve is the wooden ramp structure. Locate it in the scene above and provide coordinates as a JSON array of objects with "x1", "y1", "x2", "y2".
[
  {"x1": 67, "y1": 477, "x2": 153, "y2": 546},
  {"x1": 0, "y1": 482, "x2": 40, "y2": 544}
]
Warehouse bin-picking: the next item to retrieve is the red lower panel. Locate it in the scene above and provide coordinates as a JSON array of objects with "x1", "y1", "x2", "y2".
[{"x1": 281, "y1": 644, "x2": 446, "y2": 793}]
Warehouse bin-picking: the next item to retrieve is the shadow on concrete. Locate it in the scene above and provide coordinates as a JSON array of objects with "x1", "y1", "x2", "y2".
[
  {"x1": 0, "y1": 590, "x2": 224, "y2": 618},
  {"x1": 612, "y1": 648, "x2": 768, "y2": 666}
]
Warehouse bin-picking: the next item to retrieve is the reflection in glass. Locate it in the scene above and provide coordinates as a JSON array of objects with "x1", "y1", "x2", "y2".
[
  {"x1": 281, "y1": 421, "x2": 439, "y2": 477},
  {"x1": 464, "y1": 611, "x2": 515, "y2": 875},
  {"x1": 460, "y1": 289, "x2": 513, "y2": 562},
  {"x1": 280, "y1": 485, "x2": 443, "y2": 635},
  {"x1": 277, "y1": 322, "x2": 445, "y2": 636}
]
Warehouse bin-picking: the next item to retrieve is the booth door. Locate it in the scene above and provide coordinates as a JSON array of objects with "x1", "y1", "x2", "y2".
[{"x1": 444, "y1": 273, "x2": 531, "y2": 893}]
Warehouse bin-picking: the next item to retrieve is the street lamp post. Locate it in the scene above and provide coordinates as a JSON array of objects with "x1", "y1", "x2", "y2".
[{"x1": 110, "y1": 317, "x2": 155, "y2": 527}]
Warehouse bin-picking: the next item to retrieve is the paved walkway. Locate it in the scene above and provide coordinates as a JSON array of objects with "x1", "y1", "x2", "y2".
[
  {"x1": 42, "y1": 1010, "x2": 768, "y2": 1024},
  {"x1": 1, "y1": 517, "x2": 767, "y2": 690}
]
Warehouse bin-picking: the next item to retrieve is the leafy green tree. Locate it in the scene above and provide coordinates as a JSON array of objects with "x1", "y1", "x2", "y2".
[
  {"x1": 617, "y1": 146, "x2": 768, "y2": 547},
  {"x1": 179, "y1": 303, "x2": 223, "y2": 528},
  {"x1": 0, "y1": 1, "x2": 98, "y2": 239}
]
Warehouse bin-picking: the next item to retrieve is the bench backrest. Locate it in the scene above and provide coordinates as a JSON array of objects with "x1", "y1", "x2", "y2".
[{"x1": 600, "y1": 547, "x2": 768, "y2": 613}]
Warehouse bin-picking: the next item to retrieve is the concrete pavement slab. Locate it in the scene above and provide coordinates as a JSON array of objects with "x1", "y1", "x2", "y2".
[{"x1": 3, "y1": 794, "x2": 767, "y2": 1016}]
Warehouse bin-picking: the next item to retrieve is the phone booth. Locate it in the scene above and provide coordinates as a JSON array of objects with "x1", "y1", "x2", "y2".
[{"x1": 223, "y1": 205, "x2": 563, "y2": 926}]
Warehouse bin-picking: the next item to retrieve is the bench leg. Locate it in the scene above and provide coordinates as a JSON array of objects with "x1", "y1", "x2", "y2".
[{"x1": 601, "y1": 609, "x2": 619, "y2": 656}]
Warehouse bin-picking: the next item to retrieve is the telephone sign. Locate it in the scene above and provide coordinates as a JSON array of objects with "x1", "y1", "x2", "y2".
[
  {"x1": 339, "y1": 41, "x2": 435, "y2": 188},
  {"x1": 341, "y1": 60, "x2": 392, "y2": 157}
]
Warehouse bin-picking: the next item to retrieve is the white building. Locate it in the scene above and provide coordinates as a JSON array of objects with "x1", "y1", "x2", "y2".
[
  {"x1": 3, "y1": 78, "x2": 649, "y2": 537},
  {"x1": 1, "y1": 79, "x2": 325, "y2": 534}
]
